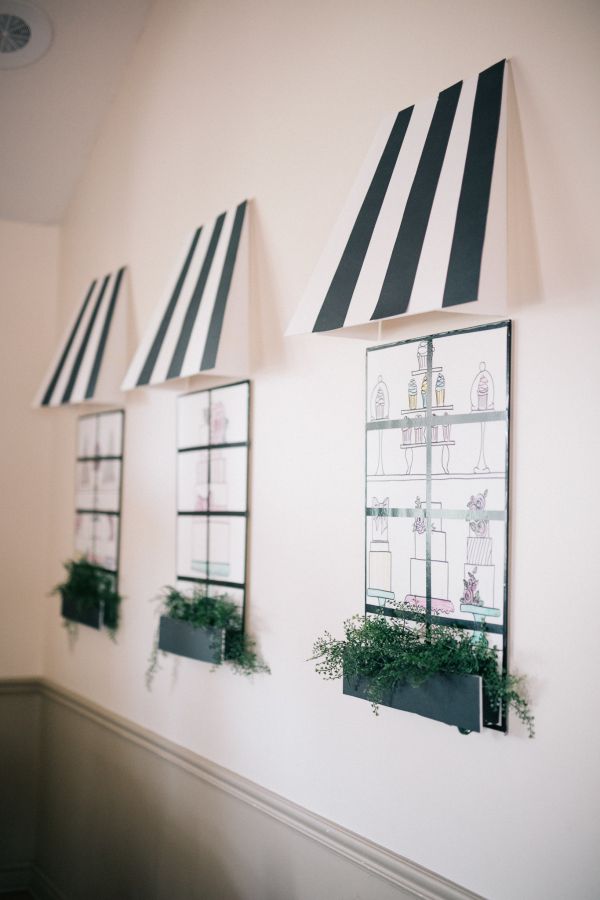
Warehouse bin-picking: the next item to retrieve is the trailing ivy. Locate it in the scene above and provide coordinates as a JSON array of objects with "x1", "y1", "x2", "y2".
[
  {"x1": 52, "y1": 556, "x2": 122, "y2": 637},
  {"x1": 146, "y1": 585, "x2": 269, "y2": 686},
  {"x1": 311, "y1": 603, "x2": 534, "y2": 737}
]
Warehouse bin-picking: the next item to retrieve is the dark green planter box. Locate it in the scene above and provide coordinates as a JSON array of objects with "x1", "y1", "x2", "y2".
[
  {"x1": 158, "y1": 616, "x2": 225, "y2": 664},
  {"x1": 343, "y1": 672, "x2": 481, "y2": 733},
  {"x1": 60, "y1": 594, "x2": 101, "y2": 630}
]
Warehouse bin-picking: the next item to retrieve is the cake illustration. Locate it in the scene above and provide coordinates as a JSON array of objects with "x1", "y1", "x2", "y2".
[
  {"x1": 195, "y1": 454, "x2": 210, "y2": 510},
  {"x1": 367, "y1": 498, "x2": 395, "y2": 607},
  {"x1": 442, "y1": 413, "x2": 451, "y2": 442},
  {"x1": 417, "y1": 341, "x2": 428, "y2": 370},
  {"x1": 470, "y1": 362, "x2": 494, "y2": 413},
  {"x1": 460, "y1": 490, "x2": 500, "y2": 635},
  {"x1": 193, "y1": 453, "x2": 228, "y2": 511},
  {"x1": 470, "y1": 363, "x2": 495, "y2": 473},
  {"x1": 374, "y1": 382, "x2": 386, "y2": 418},
  {"x1": 81, "y1": 459, "x2": 91, "y2": 486},
  {"x1": 401, "y1": 416, "x2": 412, "y2": 445},
  {"x1": 208, "y1": 450, "x2": 228, "y2": 510},
  {"x1": 191, "y1": 518, "x2": 230, "y2": 577},
  {"x1": 477, "y1": 373, "x2": 489, "y2": 410},
  {"x1": 211, "y1": 401, "x2": 228, "y2": 442},
  {"x1": 431, "y1": 415, "x2": 439, "y2": 442},
  {"x1": 420, "y1": 375, "x2": 428, "y2": 407},
  {"x1": 405, "y1": 497, "x2": 454, "y2": 613},
  {"x1": 371, "y1": 376, "x2": 389, "y2": 420},
  {"x1": 435, "y1": 372, "x2": 445, "y2": 406},
  {"x1": 408, "y1": 378, "x2": 417, "y2": 410},
  {"x1": 370, "y1": 376, "x2": 390, "y2": 476},
  {"x1": 462, "y1": 569, "x2": 481, "y2": 606}
]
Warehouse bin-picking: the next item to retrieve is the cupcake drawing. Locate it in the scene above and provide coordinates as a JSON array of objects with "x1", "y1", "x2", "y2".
[
  {"x1": 408, "y1": 378, "x2": 417, "y2": 410},
  {"x1": 417, "y1": 340, "x2": 428, "y2": 370},
  {"x1": 431, "y1": 415, "x2": 439, "y2": 442},
  {"x1": 420, "y1": 375, "x2": 428, "y2": 408},
  {"x1": 414, "y1": 418, "x2": 425, "y2": 443},
  {"x1": 435, "y1": 372, "x2": 445, "y2": 406}
]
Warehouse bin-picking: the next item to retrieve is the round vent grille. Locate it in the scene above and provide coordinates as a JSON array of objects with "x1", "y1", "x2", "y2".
[
  {"x1": 0, "y1": 13, "x2": 31, "y2": 52},
  {"x1": 0, "y1": 1, "x2": 52, "y2": 69}
]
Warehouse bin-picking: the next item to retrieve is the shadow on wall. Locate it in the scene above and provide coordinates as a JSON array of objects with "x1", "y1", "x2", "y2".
[
  {"x1": 35, "y1": 698, "x2": 243, "y2": 900},
  {"x1": 507, "y1": 59, "x2": 542, "y2": 312}
]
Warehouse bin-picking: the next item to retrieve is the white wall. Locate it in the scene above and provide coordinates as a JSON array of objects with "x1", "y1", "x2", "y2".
[
  {"x1": 0, "y1": 220, "x2": 58, "y2": 677},
  {"x1": 38, "y1": 1, "x2": 600, "y2": 898}
]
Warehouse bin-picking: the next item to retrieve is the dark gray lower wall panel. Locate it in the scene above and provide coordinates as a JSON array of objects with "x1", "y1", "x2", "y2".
[
  {"x1": 0, "y1": 681, "x2": 481, "y2": 900},
  {"x1": 0, "y1": 682, "x2": 41, "y2": 876}
]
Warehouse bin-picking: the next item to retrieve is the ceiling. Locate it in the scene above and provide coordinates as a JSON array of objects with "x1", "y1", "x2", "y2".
[{"x1": 0, "y1": 0, "x2": 153, "y2": 224}]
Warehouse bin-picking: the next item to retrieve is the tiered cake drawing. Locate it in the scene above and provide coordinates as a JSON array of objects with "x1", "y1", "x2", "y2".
[
  {"x1": 405, "y1": 497, "x2": 454, "y2": 613},
  {"x1": 459, "y1": 490, "x2": 501, "y2": 638},
  {"x1": 367, "y1": 497, "x2": 394, "y2": 607}
]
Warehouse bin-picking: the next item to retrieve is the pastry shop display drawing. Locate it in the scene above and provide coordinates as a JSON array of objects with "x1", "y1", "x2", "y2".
[
  {"x1": 176, "y1": 381, "x2": 250, "y2": 614},
  {"x1": 365, "y1": 322, "x2": 511, "y2": 730},
  {"x1": 74, "y1": 410, "x2": 124, "y2": 575}
]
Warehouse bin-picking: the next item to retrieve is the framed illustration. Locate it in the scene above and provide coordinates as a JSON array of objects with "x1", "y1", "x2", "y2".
[
  {"x1": 74, "y1": 410, "x2": 124, "y2": 576},
  {"x1": 365, "y1": 321, "x2": 510, "y2": 731},
  {"x1": 176, "y1": 381, "x2": 250, "y2": 617}
]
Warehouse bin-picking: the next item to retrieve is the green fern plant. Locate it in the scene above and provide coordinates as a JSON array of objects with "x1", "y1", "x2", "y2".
[
  {"x1": 146, "y1": 585, "x2": 269, "y2": 686},
  {"x1": 311, "y1": 602, "x2": 534, "y2": 737},
  {"x1": 52, "y1": 556, "x2": 122, "y2": 636}
]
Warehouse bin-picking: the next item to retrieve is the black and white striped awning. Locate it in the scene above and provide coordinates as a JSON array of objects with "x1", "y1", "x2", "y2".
[
  {"x1": 122, "y1": 200, "x2": 249, "y2": 389},
  {"x1": 287, "y1": 60, "x2": 507, "y2": 335},
  {"x1": 35, "y1": 267, "x2": 127, "y2": 407}
]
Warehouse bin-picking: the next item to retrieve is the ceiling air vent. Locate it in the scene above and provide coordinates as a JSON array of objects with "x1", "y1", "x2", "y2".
[
  {"x1": 0, "y1": 0, "x2": 52, "y2": 69},
  {"x1": 0, "y1": 13, "x2": 31, "y2": 52}
]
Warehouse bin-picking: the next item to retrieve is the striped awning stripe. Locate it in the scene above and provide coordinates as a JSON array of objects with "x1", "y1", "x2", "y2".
[
  {"x1": 35, "y1": 267, "x2": 126, "y2": 407},
  {"x1": 122, "y1": 200, "x2": 248, "y2": 389},
  {"x1": 287, "y1": 60, "x2": 507, "y2": 335}
]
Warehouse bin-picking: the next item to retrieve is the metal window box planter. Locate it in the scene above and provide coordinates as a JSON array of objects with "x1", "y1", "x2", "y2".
[
  {"x1": 158, "y1": 616, "x2": 225, "y2": 665},
  {"x1": 343, "y1": 672, "x2": 482, "y2": 733},
  {"x1": 60, "y1": 594, "x2": 101, "y2": 630}
]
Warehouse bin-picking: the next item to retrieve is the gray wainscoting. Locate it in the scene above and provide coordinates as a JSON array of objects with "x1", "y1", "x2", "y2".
[{"x1": 0, "y1": 679, "x2": 482, "y2": 900}]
